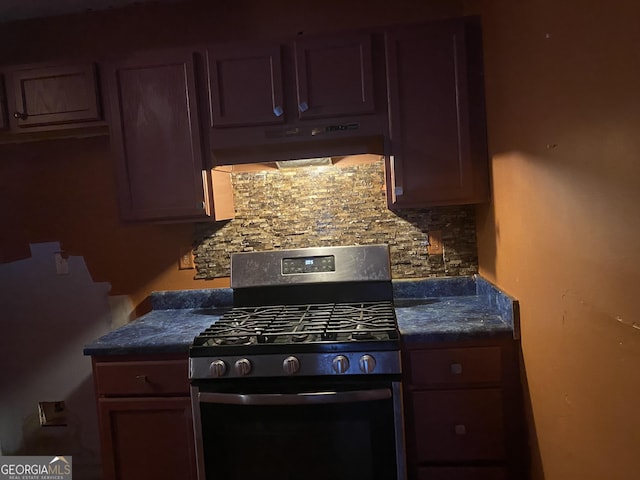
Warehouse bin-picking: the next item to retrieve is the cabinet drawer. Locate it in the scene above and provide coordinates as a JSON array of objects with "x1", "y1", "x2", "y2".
[
  {"x1": 418, "y1": 466, "x2": 508, "y2": 480},
  {"x1": 412, "y1": 389, "x2": 505, "y2": 462},
  {"x1": 408, "y1": 346, "x2": 501, "y2": 385},
  {"x1": 94, "y1": 359, "x2": 189, "y2": 396}
]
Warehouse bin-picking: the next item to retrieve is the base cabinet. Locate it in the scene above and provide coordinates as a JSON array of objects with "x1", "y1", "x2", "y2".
[
  {"x1": 92, "y1": 355, "x2": 197, "y2": 480},
  {"x1": 418, "y1": 466, "x2": 508, "y2": 480},
  {"x1": 403, "y1": 341, "x2": 526, "y2": 480}
]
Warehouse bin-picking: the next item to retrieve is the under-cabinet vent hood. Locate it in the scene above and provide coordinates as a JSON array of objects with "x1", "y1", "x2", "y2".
[{"x1": 211, "y1": 127, "x2": 386, "y2": 166}]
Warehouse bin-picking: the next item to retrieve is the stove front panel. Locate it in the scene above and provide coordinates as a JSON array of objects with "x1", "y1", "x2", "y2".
[{"x1": 190, "y1": 350, "x2": 402, "y2": 379}]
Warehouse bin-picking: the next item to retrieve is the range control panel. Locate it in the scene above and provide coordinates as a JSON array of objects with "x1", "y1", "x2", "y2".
[
  {"x1": 282, "y1": 255, "x2": 335, "y2": 274},
  {"x1": 230, "y1": 245, "x2": 391, "y2": 288}
]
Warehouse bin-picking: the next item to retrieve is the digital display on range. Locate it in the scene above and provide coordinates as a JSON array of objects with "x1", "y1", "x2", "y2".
[{"x1": 282, "y1": 255, "x2": 335, "y2": 274}]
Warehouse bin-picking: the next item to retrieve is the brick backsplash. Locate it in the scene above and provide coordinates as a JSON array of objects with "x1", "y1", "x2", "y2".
[{"x1": 193, "y1": 159, "x2": 478, "y2": 279}]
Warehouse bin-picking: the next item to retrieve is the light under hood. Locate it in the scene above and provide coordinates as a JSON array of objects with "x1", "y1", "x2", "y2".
[{"x1": 275, "y1": 157, "x2": 332, "y2": 169}]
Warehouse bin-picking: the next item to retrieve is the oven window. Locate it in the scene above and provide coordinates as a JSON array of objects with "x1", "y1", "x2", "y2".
[{"x1": 198, "y1": 396, "x2": 397, "y2": 479}]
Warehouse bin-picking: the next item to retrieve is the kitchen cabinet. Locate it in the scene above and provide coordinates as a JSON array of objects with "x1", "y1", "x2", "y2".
[
  {"x1": 92, "y1": 355, "x2": 197, "y2": 480},
  {"x1": 208, "y1": 31, "x2": 387, "y2": 165},
  {"x1": 208, "y1": 44, "x2": 284, "y2": 128},
  {"x1": 0, "y1": 76, "x2": 7, "y2": 130},
  {"x1": 385, "y1": 18, "x2": 489, "y2": 208},
  {"x1": 294, "y1": 33, "x2": 375, "y2": 119},
  {"x1": 104, "y1": 48, "x2": 234, "y2": 221},
  {"x1": 1, "y1": 62, "x2": 102, "y2": 131},
  {"x1": 417, "y1": 467, "x2": 508, "y2": 480},
  {"x1": 402, "y1": 340, "x2": 526, "y2": 479},
  {"x1": 208, "y1": 33, "x2": 374, "y2": 129}
]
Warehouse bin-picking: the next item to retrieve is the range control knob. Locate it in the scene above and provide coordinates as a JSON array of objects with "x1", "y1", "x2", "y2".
[
  {"x1": 332, "y1": 355, "x2": 350, "y2": 374},
  {"x1": 209, "y1": 359, "x2": 227, "y2": 378},
  {"x1": 234, "y1": 358, "x2": 252, "y2": 376},
  {"x1": 282, "y1": 356, "x2": 300, "y2": 375},
  {"x1": 359, "y1": 354, "x2": 376, "y2": 374}
]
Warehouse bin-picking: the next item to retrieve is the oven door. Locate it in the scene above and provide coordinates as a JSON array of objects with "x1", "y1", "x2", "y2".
[{"x1": 191, "y1": 377, "x2": 406, "y2": 480}]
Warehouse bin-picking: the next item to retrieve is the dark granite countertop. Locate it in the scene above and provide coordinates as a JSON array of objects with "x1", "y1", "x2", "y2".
[{"x1": 83, "y1": 275, "x2": 519, "y2": 356}]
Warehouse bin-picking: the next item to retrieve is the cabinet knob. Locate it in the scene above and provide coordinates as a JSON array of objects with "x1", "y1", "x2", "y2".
[
  {"x1": 13, "y1": 111, "x2": 27, "y2": 120},
  {"x1": 298, "y1": 101, "x2": 309, "y2": 113},
  {"x1": 454, "y1": 424, "x2": 467, "y2": 435},
  {"x1": 273, "y1": 105, "x2": 284, "y2": 117},
  {"x1": 135, "y1": 374, "x2": 148, "y2": 384},
  {"x1": 450, "y1": 363, "x2": 463, "y2": 375}
]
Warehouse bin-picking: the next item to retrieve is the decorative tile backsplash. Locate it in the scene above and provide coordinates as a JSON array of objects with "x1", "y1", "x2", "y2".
[{"x1": 193, "y1": 158, "x2": 478, "y2": 279}]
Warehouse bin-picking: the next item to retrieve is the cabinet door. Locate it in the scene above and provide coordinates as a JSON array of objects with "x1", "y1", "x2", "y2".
[
  {"x1": 98, "y1": 397, "x2": 196, "y2": 480},
  {"x1": 208, "y1": 45, "x2": 284, "y2": 127},
  {"x1": 106, "y1": 50, "x2": 220, "y2": 221},
  {"x1": 412, "y1": 389, "x2": 505, "y2": 462},
  {"x1": 7, "y1": 63, "x2": 101, "y2": 129},
  {"x1": 0, "y1": 75, "x2": 7, "y2": 130},
  {"x1": 295, "y1": 33, "x2": 375, "y2": 119},
  {"x1": 418, "y1": 466, "x2": 508, "y2": 480},
  {"x1": 408, "y1": 347, "x2": 502, "y2": 386},
  {"x1": 385, "y1": 19, "x2": 488, "y2": 207}
]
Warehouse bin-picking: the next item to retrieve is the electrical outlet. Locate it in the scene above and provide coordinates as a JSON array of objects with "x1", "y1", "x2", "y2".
[
  {"x1": 178, "y1": 249, "x2": 195, "y2": 270},
  {"x1": 427, "y1": 230, "x2": 443, "y2": 255},
  {"x1": 38, "y1": 401, "x2": 67, "y2": 427}
]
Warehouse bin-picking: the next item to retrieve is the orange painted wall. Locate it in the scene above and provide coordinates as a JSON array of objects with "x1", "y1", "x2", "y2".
[
  {"x1": 0, "y1": 136, "x2": 227, "y2": 311},
  {"x1": 471, "y1": 0, "x2": 640, "y2": 478}
]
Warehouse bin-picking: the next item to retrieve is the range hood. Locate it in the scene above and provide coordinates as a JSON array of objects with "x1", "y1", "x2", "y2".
[{"x1": 210, "y1": 116, "x2": 387, "y2": 166}]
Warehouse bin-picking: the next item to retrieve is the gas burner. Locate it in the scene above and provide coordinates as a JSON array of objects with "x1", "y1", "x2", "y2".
[{"x1": 207, "y1": 336, "x2": 253, "y2": 346}]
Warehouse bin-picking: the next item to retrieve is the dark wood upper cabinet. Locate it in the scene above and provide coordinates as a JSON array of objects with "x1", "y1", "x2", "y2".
[
  {"x1": 4, "y1": 63, "x2": 101, "y2": 130},
  {"x1": 207, "y1": 31, "x2": 388, "y2": 165},
  {"x1": 208, "y1": 45, "x2": 284, "y2": 128},
  {"x1": 105, "y1": 49, "x2": 234, "y2": 222},
  {"x1": 385, "y1": 18, "x2": 489, "y2": 208},
  {"x1": 294, "y1": 33, "x2": 375, "y2": 119}
]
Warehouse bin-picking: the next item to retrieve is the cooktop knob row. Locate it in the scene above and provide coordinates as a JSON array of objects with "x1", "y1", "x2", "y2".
[
  {"x1": 331, "y1": 354, "x2": 377, "y2": 374},
  {"x1": 206, "y1": 353, "x2": 381, "y2": 378}
]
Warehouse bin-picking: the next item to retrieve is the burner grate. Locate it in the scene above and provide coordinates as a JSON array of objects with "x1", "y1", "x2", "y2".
[{"x1": 193, "y1": 301, "x2": 398, "y2": 347}]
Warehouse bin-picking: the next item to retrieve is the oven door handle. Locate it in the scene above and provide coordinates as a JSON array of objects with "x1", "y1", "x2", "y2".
[{"x1": 198, "y1": 388, "x2": 392, "y2": 406}]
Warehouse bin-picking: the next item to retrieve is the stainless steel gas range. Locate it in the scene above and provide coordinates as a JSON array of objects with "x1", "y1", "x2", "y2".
[{"x1": 189, "y1": 245, "x2": 406, "y2": 480}]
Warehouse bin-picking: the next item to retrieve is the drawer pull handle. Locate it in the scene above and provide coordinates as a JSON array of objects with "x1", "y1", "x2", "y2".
[
  {"x1": 135, "y1": 375, "x2": 148, "y2": 384},
  {"x1": 454, "y1": 424, "x2": 467, "y2": 435},
  {"x1": 450, "y1": 363, "x2": 463, "y2": 375}
]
